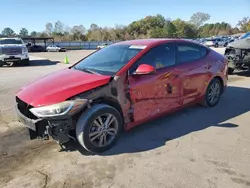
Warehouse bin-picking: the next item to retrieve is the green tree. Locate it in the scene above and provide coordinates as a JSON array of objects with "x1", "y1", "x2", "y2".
[
  {"x1": 163, "y1": 21, "x2": 176, "y2": 37},
  {"x1": 237, "y1": 17, "x2": 250, "y2": 32},
  {"x1": 30, "y1": 31, "x2": 38, "y2": 37},
  {"x1": 150, "y1": 27, "x2": 165, "y2": 38},
  {"x1": 1, "y1": 27, "x2": 15, "y2": 36},
  {"x1": 19, "y1": 28, "x2": 29, "y2": 37},
  {"x1": 190, "y1": 12, "x2": 211, "y2": 28}
]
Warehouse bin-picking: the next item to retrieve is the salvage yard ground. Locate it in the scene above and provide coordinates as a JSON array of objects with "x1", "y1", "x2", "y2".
[{"x1": 0, "y1": 48, "x2": 250, "y2": 188}]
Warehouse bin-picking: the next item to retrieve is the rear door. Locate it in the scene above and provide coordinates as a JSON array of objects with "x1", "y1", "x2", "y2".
[
  {"x1": 128, "y1": 43, "x2": 182, "y2": 123},
  {"x1": 175, "y1": 42, "x2": 209, "y2": 105}
]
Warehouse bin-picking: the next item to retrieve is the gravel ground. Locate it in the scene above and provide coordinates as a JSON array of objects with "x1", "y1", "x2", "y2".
[{"x1": 0, "y1": 48, "x2": 250, "y2": 188}]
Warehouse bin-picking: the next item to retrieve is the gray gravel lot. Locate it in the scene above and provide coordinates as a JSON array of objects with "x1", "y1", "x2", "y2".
[{"x1": 0, "y1": 48, "x2": 250, "y2": 188}]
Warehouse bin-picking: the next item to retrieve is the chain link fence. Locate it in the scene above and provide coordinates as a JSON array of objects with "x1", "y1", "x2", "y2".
[{"x1": 36, "y1": 41, "x2": 119, "y2": 50}]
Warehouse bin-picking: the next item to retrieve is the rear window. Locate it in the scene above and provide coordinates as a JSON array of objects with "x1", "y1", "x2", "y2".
[{"x1": 200, "y1": 46, "x2": 208, "y2": 58}]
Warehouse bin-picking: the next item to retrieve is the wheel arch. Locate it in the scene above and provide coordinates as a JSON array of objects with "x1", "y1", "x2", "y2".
[{"x1": 91, "y1": 97, "x2": 125, "y2": 126}]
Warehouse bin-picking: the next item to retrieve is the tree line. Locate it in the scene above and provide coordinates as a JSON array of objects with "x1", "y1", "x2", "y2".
[{"x1": 1, "y1": 13, "x2": 250, "y2": 41}]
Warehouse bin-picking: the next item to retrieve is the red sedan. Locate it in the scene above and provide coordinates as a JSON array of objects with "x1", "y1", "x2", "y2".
[{"x1": 15, "y1": 39, "x2": 228, "y2": 153}]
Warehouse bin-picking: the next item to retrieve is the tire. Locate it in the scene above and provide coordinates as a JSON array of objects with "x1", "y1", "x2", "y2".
[
  {"x1": 215, "y1": 43, "x2": 219, "y2": 48},
  {"x1": 202, "y1": 78, "x2": 222, "y2": 107},
  {"x1": 21, "y1": 59, "x2": 30, "y2": 66},
  {"x1": 228, "y1": 67, "x2": 234, "y2": 75},
  {"x1": 76, "y1": 104, "x2": 123, "y2": 153},
  {"x1": 224, "y1": 43, "x2": 228, "y2": 47}
]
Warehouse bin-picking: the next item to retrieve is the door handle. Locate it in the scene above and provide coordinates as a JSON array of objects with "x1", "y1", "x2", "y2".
[{"x1": 166, "y1": 83, "x2": 172, "y2": 94}]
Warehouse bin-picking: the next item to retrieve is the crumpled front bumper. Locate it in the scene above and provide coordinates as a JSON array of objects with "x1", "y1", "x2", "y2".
[
  {"x1": 16, "y1": 106, "x2": 48, "y2": 139},
  {"x1": 15, "y1": 105, "x2": 73, "y2": 144}
]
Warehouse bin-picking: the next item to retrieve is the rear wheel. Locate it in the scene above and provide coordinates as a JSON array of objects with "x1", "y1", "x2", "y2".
[
  {"x1": 203, "y1": 78, "x2": 222, "y2": 107},
  {"x1": 76, "y1": 104, "x2": 123, "y2": 153},
  {"x1": 215, "y1": 43, "x2": 219, "y2": 48}
]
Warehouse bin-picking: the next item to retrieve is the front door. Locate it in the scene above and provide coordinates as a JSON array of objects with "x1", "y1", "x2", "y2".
[{"x1": 128, "y1": 43, "x2": 182, "y2": 123}]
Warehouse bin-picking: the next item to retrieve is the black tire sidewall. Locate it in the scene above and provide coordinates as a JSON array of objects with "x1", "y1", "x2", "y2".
[
  {"x1": 76, "y1": 104, "x2": 123, "y2": 153},
  {"x1": 228, "y1": 68, "x2": 234, "y2": 75},
  {"x1": 205, "y1": 79, "x2": 222, "y2": 107}
]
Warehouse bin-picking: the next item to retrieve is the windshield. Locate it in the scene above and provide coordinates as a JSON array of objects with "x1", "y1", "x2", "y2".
[
  {"x1": 240, "y1": 32, "x2": 250, "y2": 39},
  {"x1": 0, "y1": 39, "x2": 24, "y2": 45},
  {"x1": 73, "y1": 44, "x2": 143, "y2": 76}
]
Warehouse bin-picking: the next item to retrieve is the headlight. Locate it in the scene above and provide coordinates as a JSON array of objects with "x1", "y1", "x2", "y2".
[
  {"x1": 22, "y1": 47, "x2": 28, "y2": 54},
  {"x1": 29, "y1": 99, "x2": 88, "y2": 118}
]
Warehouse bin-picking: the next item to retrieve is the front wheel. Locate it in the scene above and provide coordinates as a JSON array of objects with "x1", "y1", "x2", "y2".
[
  {"x1": 76, "y1": 104, "x2": 123, "y2": 153},
  {"x1": 215, "y1": 43, "x2": 219, "y2": 48},
  {"x1": 21, "y1": 59, "x2": 30, "y2": 66},
  {"x1": 228, "y1": 67, "x2": 234, "y2": 75},
  {"x1": 203, "y1": 78, "x2": 222, "y2": 107}
]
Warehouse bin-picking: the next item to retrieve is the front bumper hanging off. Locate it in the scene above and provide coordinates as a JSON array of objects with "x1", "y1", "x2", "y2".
[{"x1": 16, "y1": 105, "x2": 73, "y2": 144}]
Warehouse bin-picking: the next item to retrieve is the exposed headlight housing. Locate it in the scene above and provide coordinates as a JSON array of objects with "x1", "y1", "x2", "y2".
[{"x1": 29, "y1": 99, "x2": 88, "y2": 118}]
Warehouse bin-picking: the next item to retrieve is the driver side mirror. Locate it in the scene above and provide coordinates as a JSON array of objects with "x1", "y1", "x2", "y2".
[{"x1": 133, "y1": 64, "x2": 156, "y2": 75}]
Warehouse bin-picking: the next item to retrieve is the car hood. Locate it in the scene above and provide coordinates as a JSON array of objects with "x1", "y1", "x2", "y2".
[
  {"x1": 16, "y1": 68, "x2": 111, "y2": 107},
  {"x1": 0, "y1": 44, "x2": 25, "y2": 48},
  {"x1": 227, "y1": 38, "x2": 250, "y2": 49}
]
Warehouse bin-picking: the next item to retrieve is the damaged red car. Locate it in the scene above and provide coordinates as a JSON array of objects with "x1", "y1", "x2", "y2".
[{"x1": 15, "y1": 39, "x2": 228, "y2": 153}]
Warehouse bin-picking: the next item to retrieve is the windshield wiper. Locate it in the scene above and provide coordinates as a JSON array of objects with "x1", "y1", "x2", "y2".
[{"x1": 74, "y1": 67, "x2": 100, "y2": 74}]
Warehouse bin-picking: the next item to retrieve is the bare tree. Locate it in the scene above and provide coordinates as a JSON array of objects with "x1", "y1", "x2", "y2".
[
  {"x1": 190, "y1": 12, "x2": 211, "y2": 28},
  {"x1": 45, "y1": 22, "x2": 53, "y2": 35}
]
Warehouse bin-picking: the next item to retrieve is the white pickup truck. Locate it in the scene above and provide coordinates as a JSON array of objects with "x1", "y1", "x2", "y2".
[{"x1": 0, "y1": 38, "x2": 29, "y2": 67}]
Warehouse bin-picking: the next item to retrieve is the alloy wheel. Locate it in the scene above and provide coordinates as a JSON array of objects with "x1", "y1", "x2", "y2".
[
  {"x1": 88, "y1": 113, "x2": 118, "y2": 147},
  {"x1": 208, "y1": 82, "x2": 221, "y2": 105}
]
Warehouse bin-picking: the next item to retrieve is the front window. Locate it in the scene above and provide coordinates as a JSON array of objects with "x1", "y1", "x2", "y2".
[
  {"x1": 73, "y1": 44, "x2": 143, "y2": 76},
  {"x1": 0, "y1": 39, "x2": 24, "y2": 45}
]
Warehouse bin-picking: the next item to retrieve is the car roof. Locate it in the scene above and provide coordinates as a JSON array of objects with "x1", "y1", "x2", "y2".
[{"x1": 114, "y1": 38, "x2": 192, "y2": 47}]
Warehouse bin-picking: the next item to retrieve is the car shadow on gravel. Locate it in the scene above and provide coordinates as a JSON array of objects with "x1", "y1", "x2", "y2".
[
  {"x1": 63, "y1": 86, "x2": 250, "y2": 156},
  {"x1": 28, "y1": 60, "x2": 60, "y2": 66},
  {"x1": 1, "y1": 60, "x2": 59, "y2": 68}
]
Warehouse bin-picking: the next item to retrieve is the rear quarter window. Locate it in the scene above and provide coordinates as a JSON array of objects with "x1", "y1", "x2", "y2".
[
  {"x1": 200, "y1": 46, "x2": 209, "y2": 58},
  {"x1": 177, "y1": 43, "x2": 201, "y2": 64}
]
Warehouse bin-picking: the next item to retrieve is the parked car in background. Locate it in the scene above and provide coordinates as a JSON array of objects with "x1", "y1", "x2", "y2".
[
  {"x1": 204, "y1": 38, "x2": 228, "y2": 48},
  {"x1": 29, "y1": 45, "x2": 45, "y2": 52},
  {"x1": 225, "y1": 36, "x2": 250, "y2": 74},
  {"x1": 46, "y1": 45, "x2": 66, "y2": 52},
  {"x1": 0, "y1": 38, "x2": 29, "y2": 67},
  {"x1": 97, "y1": 43, "x2": 108, "y2": 50},
  {"x1": 239, "y1": 32, "x2": 250, "y2": 39},
  {"x1": 15, "y1": 39, "x2": 228, "y2": 153}
]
